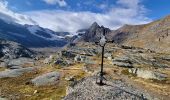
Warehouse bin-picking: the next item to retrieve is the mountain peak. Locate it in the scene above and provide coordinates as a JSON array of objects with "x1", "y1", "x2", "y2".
[{"x1": 90, "y1": 22, "x2": 99, "y2": 28}]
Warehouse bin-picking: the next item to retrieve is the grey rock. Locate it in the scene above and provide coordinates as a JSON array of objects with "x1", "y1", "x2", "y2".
[
  {"x1": 74, "y1": 55, "x2": 87, "y2": 62},
  {"x1": 0, "y1": 67, "x2": 35, "y2": 78},
  {"x1": 31, "y1": 72, "x2": 60, "y2": 86},
  {"x1": 84, "y1": 22, "x2": 111, "y2": 42},
  {"x1": 0, "y1": 97, "x2": 8, "y2": 100},
  {"x1": 54, "y1": 59, "x2": 72, "y2": 66},
  {"x1": 8, "y1": 58, "x2": 34, "y2": 66},
  {"x1": 65, "y1": 76, "x2": 75, "y2": 81},
  {"x1": 61, "y1": 50, "x2": 76, "y2": 58},
  {"x1": 129, "y1": 68, "x2": 167, "y2": 81},
  {"x1": 112, "y1": 61, "x2": 133, "y2": 68},
  {"x1": 104, "y1": 53, "x2": 112, "y2": 60},
  {"x1": 9, "y1": 66, "x2": 22, "y2": 69},
  {"x1": 0, "y1": 62, "x2": 9, "y2": 68},
  {"x1": 43, "y1": 55, "x2": 54, "y2": 64}
]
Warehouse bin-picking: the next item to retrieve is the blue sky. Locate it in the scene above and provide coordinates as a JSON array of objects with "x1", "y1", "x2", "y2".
[{"x1": 0, "y1": 0, "x2": 170, "y2": 32}]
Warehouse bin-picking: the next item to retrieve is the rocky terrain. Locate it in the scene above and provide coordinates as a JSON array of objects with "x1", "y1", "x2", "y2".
[
  {"x1": 0, "y1": 15, "x2": 170, "y2": 100},
  {"x1": 0, "y1": 40, "x2": 169, "y2": 100}
]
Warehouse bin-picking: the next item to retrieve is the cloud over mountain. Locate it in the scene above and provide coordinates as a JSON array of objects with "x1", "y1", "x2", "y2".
[
  {"x1": 26, "y1": 0, "x2": 151, "y2": 32},
  {"x1": 43, "y1": 0, "x2": 67, "y2": 7},
  {"x1": 0, "y1": 0, "x2": 36, "y2": 25},
  {"x1": 0, "y1": 0, "x2": 151, "y2": 33}
]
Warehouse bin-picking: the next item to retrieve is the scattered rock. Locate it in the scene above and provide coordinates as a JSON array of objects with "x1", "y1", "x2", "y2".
[
  {"x1": 33, "y1": 90, "x2": 38, "y2": 94},
  {"x1": 65, "y1": 76, "x2": 75, "y2": 81},
  {"x1": 53, "y1": 59, "x2": 73, "y2": 67},
  {"x1": 61, "y1": 50, "x2": 76, "y2": 58},
  {"x1": 0, "y1": 67, "x2": 35, "y2": 78},
  {"x1": 129, "y1": 68, "x2": 167, "y2": 81},
  {"x1": 112, "y1": 61, "x2": 133, "y2": 68},
  {"x1": 31, "y1": 72, "x2": 60, "y2": 86},
  {"x1": 104, "y1": 53, "x2": 112, "y2": 60},
  {"x1": 43, "y1": 55, "x2": 54, "y2": 64},
  {"x1": 74, "y1": 55, "x2": 87, "y2": 62},
  {"x1": 82, "y1": 64, "x2": 96, "y2": 74}
]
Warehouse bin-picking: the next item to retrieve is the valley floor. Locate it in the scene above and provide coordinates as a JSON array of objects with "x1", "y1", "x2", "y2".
[{"x1": 0, "y1": 43, "x2": 170, "y2": 100}]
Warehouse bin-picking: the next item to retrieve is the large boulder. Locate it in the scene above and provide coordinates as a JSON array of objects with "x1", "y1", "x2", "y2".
[
  {"x1": 112, "y1": 56, "x2": 133, "y2": 68},
  {"x1": 31, "y1": 72, "x2": 60, "y2": 86},
  {"x1": 0, "y1": 67, "x2": 35, "y2": 78},
  {"x1": 8, "y1": 58, "x2": 34, "y2": 67},
  {"x1": 129, "y1": 68, "x2": 168, "y2": 81}
]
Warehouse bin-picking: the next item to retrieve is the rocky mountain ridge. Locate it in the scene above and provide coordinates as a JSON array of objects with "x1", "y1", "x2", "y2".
[{"x1": 77, "y1": 15, "x2": 170, "y2": 53}]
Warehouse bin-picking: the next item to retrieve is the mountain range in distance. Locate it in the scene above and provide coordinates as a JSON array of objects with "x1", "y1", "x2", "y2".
[
  {"x1": 0, "y1": 15, "x2": 170, "y2": 53},
  {"x1": 0, "y1": 18, "x2": 69, "y2": 48}
]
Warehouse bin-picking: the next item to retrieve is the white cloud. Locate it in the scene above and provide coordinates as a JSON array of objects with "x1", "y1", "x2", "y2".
[
  {"x1": 43, "y1": 0, "x2": 67, "y2": 7},
  {"x1": 26, "y1": 0, "x2": 151, "y2": 33},
  {"x1": 117, "y1": 0, "x2": 140, "y2": 8},
  {"x1": 0, "y1": 0, "x2": 36, "y2": 25}
]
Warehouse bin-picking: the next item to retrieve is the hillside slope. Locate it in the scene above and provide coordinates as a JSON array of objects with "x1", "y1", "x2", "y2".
[{"x1": 111, "y1": 15, "x2": 170, "y2": 53}]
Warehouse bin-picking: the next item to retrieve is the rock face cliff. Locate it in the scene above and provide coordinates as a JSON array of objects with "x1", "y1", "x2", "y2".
[{"x1": 84, "y1": 22, "x2": 111, "y2": 42}]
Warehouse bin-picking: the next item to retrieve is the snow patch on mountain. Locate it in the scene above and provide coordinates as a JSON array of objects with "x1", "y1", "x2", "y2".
[
  {"x1": 27, "y1": 25, "x2": 65, "y2": 41},
  {"x1": 27, "y1": 25, "x2": 41, "y2": 34}
]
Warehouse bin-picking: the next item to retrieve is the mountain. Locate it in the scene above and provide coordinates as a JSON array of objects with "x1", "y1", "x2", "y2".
[
  {"x1": 111, "y1": 15, "x2": 170, "y2": 53},
  {"x1": 0, "y1": 18, "x2": 68, "y2": 48},
  {"x1": 83, "y1": 22, "x2": 111, "y2": 42},
  {"x1": 78, "y1": 16, "x2": 170, "y2": 53}
]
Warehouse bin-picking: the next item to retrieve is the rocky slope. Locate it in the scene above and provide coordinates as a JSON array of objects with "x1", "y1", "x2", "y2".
[
  {"x1": 111, "y1": 16, "x2": 170, "y2": 53},
  {"x1": 0, "y1": 39, "x2": 35, "y2": 59},
  {"x1": 78, "y1": 15, "x2": 170, "y2": 53}
]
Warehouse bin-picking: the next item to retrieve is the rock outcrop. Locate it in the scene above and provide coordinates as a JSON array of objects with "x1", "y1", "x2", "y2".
[
  {"x1": 31, "y1": 72, "x2": 60, "y2": 86},
  {"x1": 0, "y1": 67, "x2": 35, "y2": 78},
  {"x1": 129, "y1": 68, "x2": 167, "y2": 81}
]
